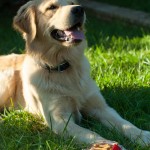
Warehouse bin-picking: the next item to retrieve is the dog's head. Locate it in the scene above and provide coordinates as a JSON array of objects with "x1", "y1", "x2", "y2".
[{"x1": 13, "y1": 0, "x2": 86, "y2": 48}]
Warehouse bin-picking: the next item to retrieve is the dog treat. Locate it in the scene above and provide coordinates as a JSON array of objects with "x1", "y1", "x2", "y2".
[{"x1": 87, "y1": 143, "x2": 122, "y2": 150}]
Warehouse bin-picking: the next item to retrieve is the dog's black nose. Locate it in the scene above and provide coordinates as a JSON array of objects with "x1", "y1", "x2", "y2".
[{"x1": 71, "y1": 6, "x2": 84, "y2": 16}]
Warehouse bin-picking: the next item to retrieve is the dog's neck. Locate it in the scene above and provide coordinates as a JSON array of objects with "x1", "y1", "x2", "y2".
[
  {"x1": 26, "y1": 40, "x2": 86, "y2": 73},
  {"x1": 37, "y1": 60, "x2": 70, "y2": 73}
]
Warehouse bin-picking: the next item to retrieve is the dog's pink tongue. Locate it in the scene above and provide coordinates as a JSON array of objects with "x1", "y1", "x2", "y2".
[{"x1": 64, "y1": 30, "x2": 84, "y2": 40}]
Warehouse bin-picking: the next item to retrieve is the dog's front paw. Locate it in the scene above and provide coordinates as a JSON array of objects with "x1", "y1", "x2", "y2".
[{"x1": 137, "y1": 130, "x2": 150, "y2": 146}]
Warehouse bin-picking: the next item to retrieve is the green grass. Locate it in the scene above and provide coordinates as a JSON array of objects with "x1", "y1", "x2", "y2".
[
  {"x1": 0, "y1": 9, "x2": 150, "y2": 150},
  {"x1": 0, "y1": 8, "x2": 24, "y2": 54},
  {"x1": 95, "y1": 0, "x2": 150, "y2": 13},
  {"x1": 0, "y1": 109, "x2": 84, "y2": 150}
]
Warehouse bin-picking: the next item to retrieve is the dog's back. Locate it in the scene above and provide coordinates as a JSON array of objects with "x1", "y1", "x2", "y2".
[
  {"x1": 0, "y1": 54, "x2": 25, "y2": 110},
  {"x1": 0, "y1": 54, "x2": 25, "y2": 70}
]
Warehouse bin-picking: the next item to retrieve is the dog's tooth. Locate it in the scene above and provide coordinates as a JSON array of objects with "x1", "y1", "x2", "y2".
[
  {"x1": 69, "y1": 37, "x2": 73, "y2": 43},
  {"x1": 65, "y1": 37, "x2": 72, "y2": 43},
  {"x1": 65, "y1": 37, "x2": 69, "y2": 41},
  {"x1": 65, "y1": 35, "x2": 72, "y2": 41}
]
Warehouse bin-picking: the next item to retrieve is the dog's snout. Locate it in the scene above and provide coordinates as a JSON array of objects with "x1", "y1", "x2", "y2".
[{"x1": 71, "y1": 6, "x2": 84, "y2": 16}]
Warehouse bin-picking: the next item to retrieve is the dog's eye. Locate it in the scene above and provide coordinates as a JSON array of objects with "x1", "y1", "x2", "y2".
[{"x1": 47, "y1": 5, "x2": 58, "y2": 10}]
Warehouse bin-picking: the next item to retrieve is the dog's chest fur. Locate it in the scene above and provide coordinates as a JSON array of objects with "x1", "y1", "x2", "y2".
[{"x1": 21, "y1": 55, "x2": 92, "y2": 116}]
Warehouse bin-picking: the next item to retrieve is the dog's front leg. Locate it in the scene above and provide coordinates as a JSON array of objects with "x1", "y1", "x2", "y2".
[
  {"x1": 41, "y1": 97, "x2": 115, "y2": 145},
  {"x1": 83, "y1": 92, "x2": 150, "y2": 146}
]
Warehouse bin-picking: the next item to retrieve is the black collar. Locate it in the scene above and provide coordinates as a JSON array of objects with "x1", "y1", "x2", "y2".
[{"x1": 38, "y1": 61, "x2": 70, "y2": 73}]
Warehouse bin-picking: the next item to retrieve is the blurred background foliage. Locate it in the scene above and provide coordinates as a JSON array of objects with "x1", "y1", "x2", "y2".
[
  {"x1": 96, "y1": 0, "x2": 150, "y2": 13},
  {"x1": 0, "y1": 0, "x2": 28, "y2": 8},
  {"x1": 1, "y1": 0, "x2": 150, "y2": 13}
]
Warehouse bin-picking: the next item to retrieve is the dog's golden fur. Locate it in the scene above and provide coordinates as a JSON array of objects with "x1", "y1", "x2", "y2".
[{"x1": 0, "y1": 0, "x2": 150, "y2": 148}]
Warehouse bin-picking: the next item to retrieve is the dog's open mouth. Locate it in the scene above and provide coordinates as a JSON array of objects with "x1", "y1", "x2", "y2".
[{"x1": 51, "y1": 23, "x2": 85, "y2": 43}]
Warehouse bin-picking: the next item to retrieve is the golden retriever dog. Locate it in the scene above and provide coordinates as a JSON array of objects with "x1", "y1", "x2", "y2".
[{"x1": 0, "y1": 0, "x2": 150, "y2": 149}]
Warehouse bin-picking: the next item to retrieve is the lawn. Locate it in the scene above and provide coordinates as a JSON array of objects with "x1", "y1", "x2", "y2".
[
  {"x1": 95, "y1": 0, "x2": 150, "y2": 13},
  {"x1": 0, "y1": 7, "x2": 150, "y2": 150}
]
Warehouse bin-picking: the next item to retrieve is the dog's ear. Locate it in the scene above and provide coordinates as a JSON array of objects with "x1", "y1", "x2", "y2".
[{"x1": 13, "y1": 1, "x2": 36, "y2": 43}]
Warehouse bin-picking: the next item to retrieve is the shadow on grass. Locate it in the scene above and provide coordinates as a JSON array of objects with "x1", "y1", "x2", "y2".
[
  {"x1": 0, "y1": 8, "x2": 24, "y2": 55},
  {"x1": 101, "y1": 86, "x2": 150, "y2": 129},
  {"x1": 85, "y1": 13, "x2": 150, "y2": 50}
]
